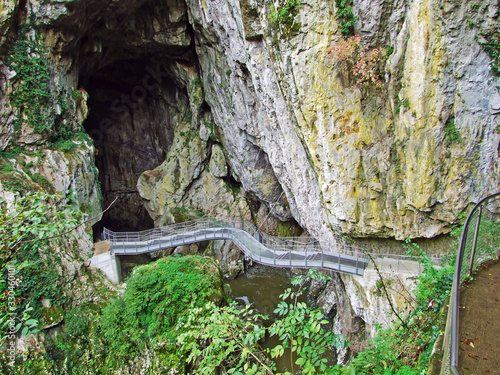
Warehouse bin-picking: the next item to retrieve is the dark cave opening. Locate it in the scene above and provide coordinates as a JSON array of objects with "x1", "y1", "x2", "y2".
[
  {"x1": 45, "y1": 0, "x2": 197, "y2": 235},
  {"x1": 81, "y1": 58, "x2": 190, "y2": 233}
]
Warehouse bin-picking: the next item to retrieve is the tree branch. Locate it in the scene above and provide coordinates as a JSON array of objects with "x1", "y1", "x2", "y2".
[
  {"x1": 230, "y1": 333, "x2": 274, "y2": 374},
  {"x1": 15, "y1": 197, "x2": 118, "y2": 248},
  {"x1": 364, "y1": 251, "x2": 408, "y2": 329}
]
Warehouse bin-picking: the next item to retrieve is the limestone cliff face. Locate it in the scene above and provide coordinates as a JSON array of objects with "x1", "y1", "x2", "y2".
[
  {"x1": 0, "y1": 0, "x2": 499, "y2": 361},
  {"x1": 3, "y1": 0, "x2": 497, "y2": 242},
  {"x1": 313, "y1": 266, "x2": 420, "y2": 362},
  {"x1": 186, "y1": 0, "x2": 500, "y2": 243}
]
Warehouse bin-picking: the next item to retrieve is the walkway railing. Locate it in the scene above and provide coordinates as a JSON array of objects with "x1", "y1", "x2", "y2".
[
  {"x1": 441, "y1": 192, "x2": 500, "y2": 375},
  {"x1": 102, "y1": 217, "x2": 370, "y2": 276}
]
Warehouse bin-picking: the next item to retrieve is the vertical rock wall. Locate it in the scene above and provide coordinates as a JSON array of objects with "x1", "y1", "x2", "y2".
[
  {"x1": 184, "y1": 0, "x2": 499, "y2": 244},
  {"x1": 1, "y1": 0, "x2": 499, "y2": 359}
]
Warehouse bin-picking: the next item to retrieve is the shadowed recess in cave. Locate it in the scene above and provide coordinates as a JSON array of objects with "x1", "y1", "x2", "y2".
[{"x1": 81, "y1": 59, "x2": 191, "y2": 232}]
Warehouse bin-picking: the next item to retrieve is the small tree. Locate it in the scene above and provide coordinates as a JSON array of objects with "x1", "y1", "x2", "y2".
[
  {"x1": 269, "y1": 269, "x2": 346, "y2": 374},
  {"x1": 0, "y1": 192, "x2": 84, "y2": 340},
  {"x1": 177, "y1": 269, "x2": 346, "y2": 374}
]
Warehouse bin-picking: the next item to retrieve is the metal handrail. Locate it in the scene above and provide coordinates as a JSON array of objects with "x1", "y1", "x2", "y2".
[
  {"x1": 101, "y1": 217, "x2": 443, "y2": 276},
  {"x1": 445, "y1": 192, "x2": 500, "y2": 374},
  {"x1": 102, "y1": 217, "x2": 373, "y2": 275},
  {"x1": 104, "y1": 217, "x2": 335, "y2": 254}
]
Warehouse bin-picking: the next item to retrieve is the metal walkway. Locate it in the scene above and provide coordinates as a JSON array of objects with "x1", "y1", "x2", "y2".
[{"x1": 102, "y1": 218, "x2": 370, "y2": 276}]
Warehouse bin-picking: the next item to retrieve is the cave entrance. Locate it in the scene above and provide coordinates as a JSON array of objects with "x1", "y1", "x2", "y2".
[{"x1": 80, "y1": 58, "x2": 189, "y2": 232}]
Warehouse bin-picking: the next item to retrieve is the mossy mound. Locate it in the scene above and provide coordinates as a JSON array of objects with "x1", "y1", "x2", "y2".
[{"x1": 99, "y1": 255, "x2": 226, "y2": 370}]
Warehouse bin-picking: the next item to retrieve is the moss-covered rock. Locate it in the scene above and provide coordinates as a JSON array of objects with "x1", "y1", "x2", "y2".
[{"x1": 209, "y1": 143, "x2": 228, "y2": 178}]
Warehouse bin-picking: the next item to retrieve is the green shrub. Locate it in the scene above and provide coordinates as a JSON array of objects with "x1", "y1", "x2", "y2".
[
  {"x1": 478, "y1": 29, "x2": 500, "y2": 76},
  {"x1": 5, "y1": 25, "x2": 80, "y2": 144},
  {"x1": 99, "y1": 256, "x2": 224, "y2": 366},
  {"x1": 64, "y1": 305, "x2": 93, "y2": 338},
  {"x1": 30, "y1": 173, "x2": 52, "y2": 191},
  {"x1": 178, "y1": 302, "x2": 271, "y2": 374},
  {"x1": 178, "y1": 268, "x2": 343, "y2": 374},
  {"x1": 445, "y1": 118, "x2": 462, "y2": 144},
  {"x1": 71, "y1": 89, "x2": 84, "y2": 102},
  {"x1": 335, "y1": 0, "x2": 356, "y2": 37},
  {"x1": 330, "y1": 241, "x2": 455, "y2": 374},
  {"x1": 270, "y1": 0, "x2": 302, "y2": 35},
  {"x1": 0, "y1": 192, "x2": 84, "y2": 338}
]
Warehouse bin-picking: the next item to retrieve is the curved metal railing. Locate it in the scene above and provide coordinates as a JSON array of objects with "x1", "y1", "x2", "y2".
[
  {"x1": 441, "y1": 192, "x2": 500, "y2": 374},
  {"x1": 102, "y1": 217, "x2": 370, "y2": 275}
]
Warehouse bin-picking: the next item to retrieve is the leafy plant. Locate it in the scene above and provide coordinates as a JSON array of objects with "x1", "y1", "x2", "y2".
[
  {"x1": 178, "y1": 302, "x2": 272, "y2": 374},
  {"x1": 99, "y1": 256, "x2": 225, "y2": 368},
  {"x1": 5, "y1": 29, "x2": 53, "y2": 135},
  {"x1": 63, "y1": 304, "x2": 94, "y2": 338},
  {"x1": 204, "y1": 119, "x2": 217, "y2": 142},
  {"x1": 444, "y1": 118, "x2": 462, "y2": 144},
  {"x1": 335, "y1": 0, "x2": 356, "y2": 37},
  {"x1": 395, "y1": 98, "x2": 410, "y2": 114},
  {"x1": 329, "y1": 35, "x2": 388, "y2": 88},
  {"x1": 269, "y1": 269, "x2": 345, "y2": 374},
  {"x1": 5, "y1": 25, "x2": 79, "y2": 144},
  {"x1": 475, "y1": 21, "x2": 500, "y2": 77},
  {"x1": 0, "y1": 192, "x2": 85, "y2": 339},
  {"x1": 191, "y1": 77, "x2": 204, "y2": 89},
  {"x1": 176, "y1": 268, "x2": 345, "y2": 374},
  {"x1": 270, "y1": 0, "x2": 302, "y2": 35},
  {"x1": 331, "y1": 241, "x2": 454, "y2": 374},
  {"x1": 71, "y1": 89, "x2": 84, "y2": 102},
  {"x1": 0, "y1": 302, "x2": 40, "y2": 341},
  {"x1": 469, "y1": 215, "x2": 500, "y2": 269}
]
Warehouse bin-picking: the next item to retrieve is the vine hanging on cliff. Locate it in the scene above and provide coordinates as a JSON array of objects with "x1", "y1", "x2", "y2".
[
  {"x1": 335, "y1": 0, "x2": 356, "y2": 37},
  {"x1": 5, "y1": 28, "x2": 54, "y2": 135},
  {"x1": 269, "y1": 0, "x2": 302, "y2": 36}
]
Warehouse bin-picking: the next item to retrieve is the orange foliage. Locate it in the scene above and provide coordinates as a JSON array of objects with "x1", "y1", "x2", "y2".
[{"x1": 329, "y1": 35, "x2": 387, "y2": 88}]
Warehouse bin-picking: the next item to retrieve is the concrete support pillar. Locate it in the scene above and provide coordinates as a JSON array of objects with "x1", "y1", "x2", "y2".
[{"x1": 90, "y1": 251, "x2": 122, "y2": 284}]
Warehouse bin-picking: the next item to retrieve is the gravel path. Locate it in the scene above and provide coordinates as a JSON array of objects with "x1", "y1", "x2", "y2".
[{"x1": 458, "y1": 259, "x2": 500, "y2": 374}]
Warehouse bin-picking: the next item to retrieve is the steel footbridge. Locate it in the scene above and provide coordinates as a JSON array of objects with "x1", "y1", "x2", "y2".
[{"x1": 102, "y1": 218, "x2": 370, "y2": 276}]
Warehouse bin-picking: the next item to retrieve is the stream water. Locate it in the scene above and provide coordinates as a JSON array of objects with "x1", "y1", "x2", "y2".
[
  {"x1": 119, "y1": 256, "x2": 336, "y2": 372},
  {"x1": 226, "y1": 263, "x2": 300, "y2": 373},
  {"x1": 227, "y1": 264, "x2": 338, "y2": 373}
]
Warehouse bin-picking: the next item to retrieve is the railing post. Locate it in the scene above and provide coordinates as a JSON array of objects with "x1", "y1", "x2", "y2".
[{"x1": 469, "y1": 205, "x2": 483, "y2": 277}]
